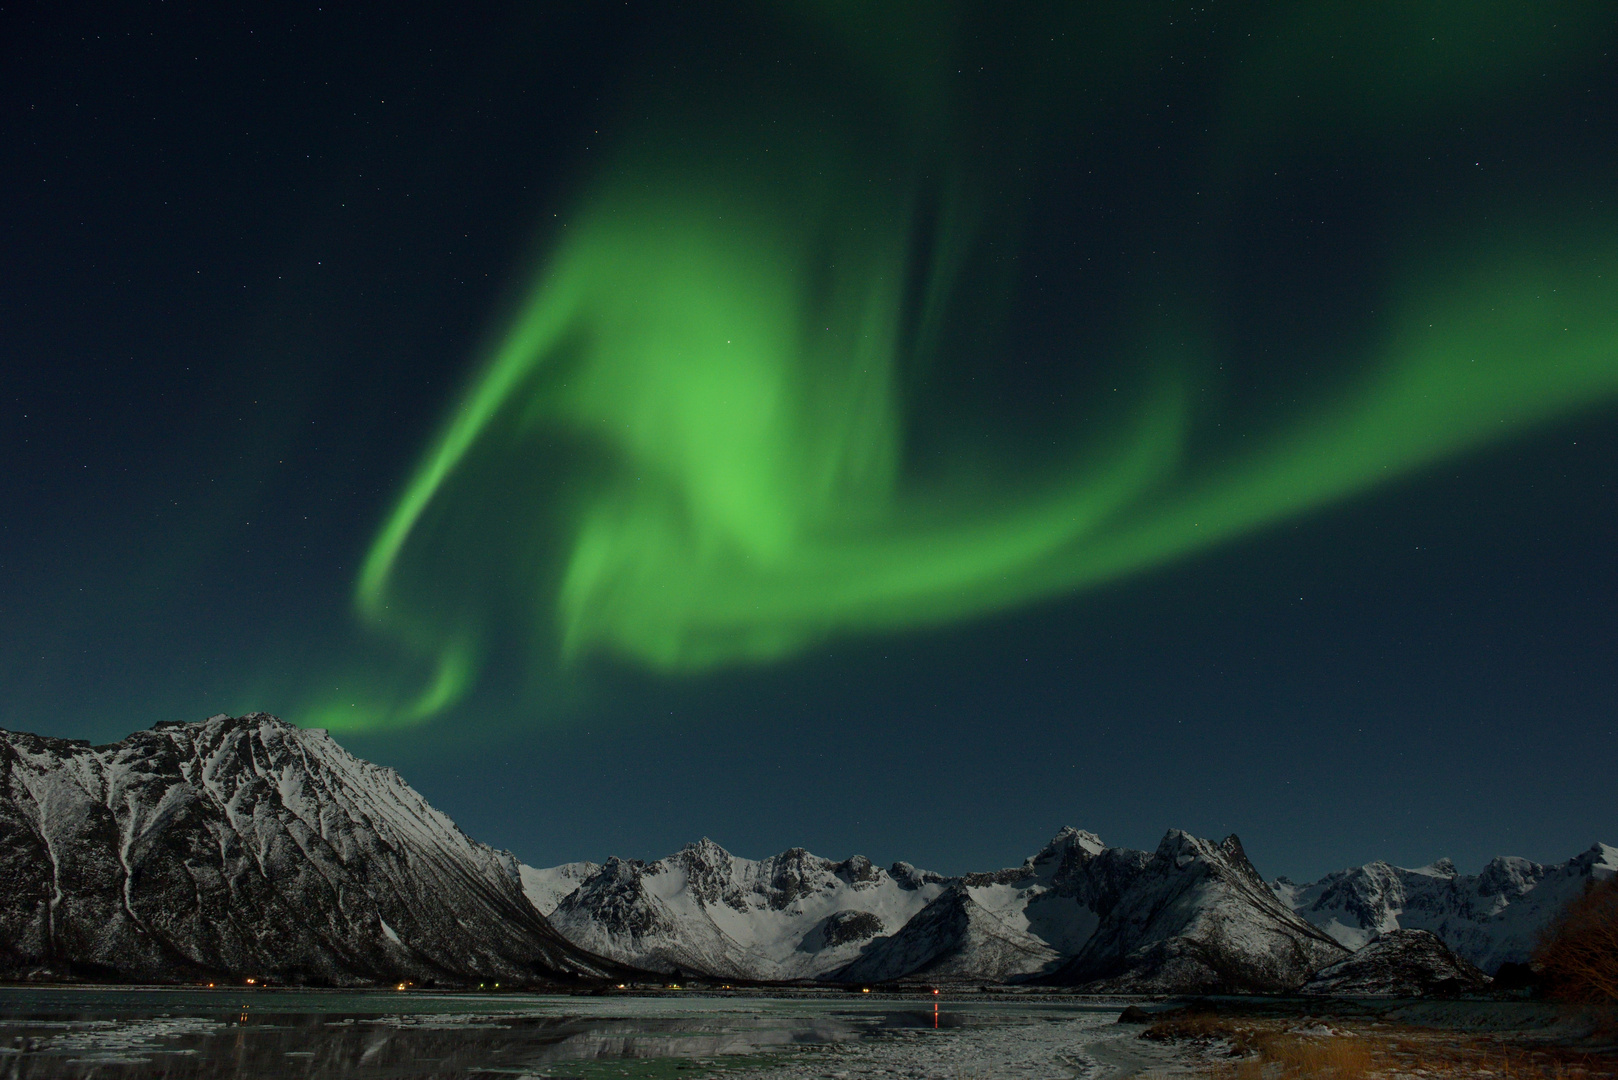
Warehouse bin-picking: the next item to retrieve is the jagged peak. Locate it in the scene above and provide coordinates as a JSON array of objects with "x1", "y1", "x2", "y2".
[
  {"x1": 1577, "y1": 841, "x2": 1618, "y2": 875},
  {"x1": 152, "y1": 711, "x2": 284, "y2": 735},
  {"x1": 1476, "y1": 855, "x2": 1547, "y2": 897},
  {"x1": 680, "y1": 836, "x2": 732, "y2": 859},
  {"x1": 772, "y1": 845, "x2": 819, "y2": 863},
  {"x1": 1146, "y1": 829, "x2": 1268, "y2": 884},
  {"x1": 1410, "y1": 857, "x2": 1458, "y2": 878},
  {"x1": 1217, "y1": 834, "x2": 1272, "y2": 888},
  {"x1": 595, "y1": 855, "x2": 645, "y2": 883},
  {"x1": 834, "y1": 854, "x2": 882, "y2": 885},
  {"x1": 890, "y1": 861, "x2": 946, "y2": 890},
  {"x1": 1038, "y1": 826, "x2": 1105, "y2": 857},
  {"x1": 1154, "y1": 828, "x2": 1218, "y2": 864}
]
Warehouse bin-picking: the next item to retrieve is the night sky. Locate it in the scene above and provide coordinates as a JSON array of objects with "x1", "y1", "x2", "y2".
[{"x1": 5, "y1": 2, "x2": 1616, "y2": 885}]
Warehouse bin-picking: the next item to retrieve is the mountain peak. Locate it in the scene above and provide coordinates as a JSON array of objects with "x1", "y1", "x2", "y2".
[
  {"x1": 1044, "y1": 826, "x2": 1105, "y2": 854},
  {"x1": 890, "y1": 861, "x2": 946, "y2": 890},
  {"x1": 1154, "y1": 828, "x2": 1219, "y2": 866},
  {"x1": 1417, "y1": 857, "x2": 1458, "y2": 878},
  {"x1": 1579, "y1": 842, "x2": 1618, "y2": 877},
  {"x1": 1, "y1": 714, "x2": 623, "y2": 985},
  {"x1": 681, "y1": 836, "x2": 731, "y2": 860}
]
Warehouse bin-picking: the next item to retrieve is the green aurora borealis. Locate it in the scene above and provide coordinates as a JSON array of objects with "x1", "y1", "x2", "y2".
[
  {"x1": 325, "y1": 3, "x2": 1618, "y2": 730},
  {"x1": 8, "y1": 0, "x2": 1618, "y2": 876}
]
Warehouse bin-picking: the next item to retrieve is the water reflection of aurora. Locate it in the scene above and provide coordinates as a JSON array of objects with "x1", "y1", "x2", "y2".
[{"x1": 318, "y1": 3, "x2": 1618, "y2": 729}]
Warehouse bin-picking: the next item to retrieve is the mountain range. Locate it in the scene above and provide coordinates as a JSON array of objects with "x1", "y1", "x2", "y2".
[
  {"x1": 1274, "y1": 843, "x2": 1617, "y2": 971},
  {"x1": 3, "y1": 715, "x2": 1609, "y2": 993},
  {"x1": 523, "y1": 827, "x2": 1349, "y2": 992}
]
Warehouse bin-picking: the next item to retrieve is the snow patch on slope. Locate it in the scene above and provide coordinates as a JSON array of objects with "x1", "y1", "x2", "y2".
[{"x1": 521, "y1": 861, "x2": 600, "y2": 916}]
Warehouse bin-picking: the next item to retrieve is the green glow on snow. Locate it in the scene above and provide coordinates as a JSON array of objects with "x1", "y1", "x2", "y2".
[{"x1": 318, "y1": 4, "x2": 1618, "y2": 729}]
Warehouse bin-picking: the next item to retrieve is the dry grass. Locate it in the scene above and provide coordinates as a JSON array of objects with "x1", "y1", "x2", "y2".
[{"x1": 1141, "y1": 1010, "x2": 1617, "y2": 1080}]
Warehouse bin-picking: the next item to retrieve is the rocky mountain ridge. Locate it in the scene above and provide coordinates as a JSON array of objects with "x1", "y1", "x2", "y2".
[
  {"x1": 532, "y1": 830, "x2": 1614, "y2": 992},
  {"x1": 524, "y1": 837, "x2": 951, "y2": 980},
  {"x1": 0, "y1": 714, "x2": 625, "y2": 986},
  {"x1": 3, "y1": 715, "x2": 1603, "y2": 995},
  {"x1": 524, "y1": 827, "x2": 1351, "y2": 992},
  {"x1": 1300, "y1": 929, "x2": 1493, "y2": 997},
  {"x1": 1041, "y1": 831, "x2": 1346, "y2": 994},
  {"x1": 1274, "y1": 843, "x2": 1618, "y2": 971}
]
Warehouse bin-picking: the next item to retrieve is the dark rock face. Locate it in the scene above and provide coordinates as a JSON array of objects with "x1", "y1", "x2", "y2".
[
  {"x1": 0, "y1": 714, "x2": 622, "y2": 986},
  {"x1": 833, "y1": 827, "x2": 1162, "y2": 985},
  {"x1": 889, "y1": 861, "x2": 946, "y2": 890},
  {"x1": 835, "y1": 884, "x2": 1060, "y2": 984},
  {"x1": 1035, "y1": 830, "x2": 1153, "y2": 920},
  {"x1": 546, "y1": 854, "x2": 763, "y2": 977},
  {"x1": 1046, "y1": 831, "x2": 1348, "y2": 994},
  {"x1": 766, "y1": 847, "x2": 835, "y2": 908},
  {"x1": 835, "y1": 855, "x2": 883, "y2": 886},
  {"x1": 1301, "y1": 928, "x2": 1492, "y2": 997},
  {"x1": 668, "y1": 838, "x2": 738, "y2": 910},
  {"x1": 557, "y1": 858, "x2": 676, "y2": 941},
  {"x1": 815, "y1": 910, "x2": 884, "y2": 949}
]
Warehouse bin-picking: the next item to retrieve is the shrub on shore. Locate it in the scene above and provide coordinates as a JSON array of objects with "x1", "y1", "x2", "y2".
[{"x1": 1533, "y1": 875, "x2": 1618, "y2": 1009}]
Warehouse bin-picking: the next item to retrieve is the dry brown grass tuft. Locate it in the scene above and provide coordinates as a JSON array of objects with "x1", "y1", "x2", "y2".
[{"x1": 1144, "y1": 1010, "x2": 1618, "y2": 1080}]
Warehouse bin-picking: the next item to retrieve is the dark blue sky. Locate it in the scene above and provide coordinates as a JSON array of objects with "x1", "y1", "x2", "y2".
[{"x1": 3, "y1": 1, "x2": 1615, "y2": 883}]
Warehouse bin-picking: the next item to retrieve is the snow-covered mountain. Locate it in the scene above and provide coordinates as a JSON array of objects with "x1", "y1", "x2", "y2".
[
  {"x1": 523, "y1": 838, "x2": 949, "y2": 980},
  {"x1": 524, "y1": 827, "x2": 1346, "y2": 992},
  {"x1": 8, "y1": 714, "x2": 1601, "y2": 995},
  {"x1": 1044, "y1": 831, "x2": 1348, "y2": 993},
  {"x1": 1274, "y1": 843, "x2": 1618, "y2": 972},
  {"x1": 1300, "y1": 929, "x2": 1491, "y2": 997},
  {"x1": 837, "y1": 827, "x2": 1147, "y2": 983},
  {"x1": 0, "y1": 714, "x2": 624, "y2": 986}
]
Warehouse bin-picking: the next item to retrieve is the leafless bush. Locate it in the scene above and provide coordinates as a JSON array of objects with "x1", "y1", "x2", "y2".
[{"x1": 1534, "y1": 875, "x2": 1618, "y2": 1006}]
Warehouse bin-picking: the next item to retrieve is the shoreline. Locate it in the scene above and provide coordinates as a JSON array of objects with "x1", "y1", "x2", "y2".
[{"x1": 0, "y1": 985, "x2": 1607, "y2": 1080}]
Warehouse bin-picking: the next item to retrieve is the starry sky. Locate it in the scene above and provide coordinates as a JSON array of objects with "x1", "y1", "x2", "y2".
[{"x1": 5, "y1": 2, "x2": 1616, "y2": 884}]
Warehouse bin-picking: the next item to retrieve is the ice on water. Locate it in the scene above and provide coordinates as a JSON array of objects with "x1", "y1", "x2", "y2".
[{"x1": 0, "y1": 989, "x2": 1180, "y2": 1079}]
